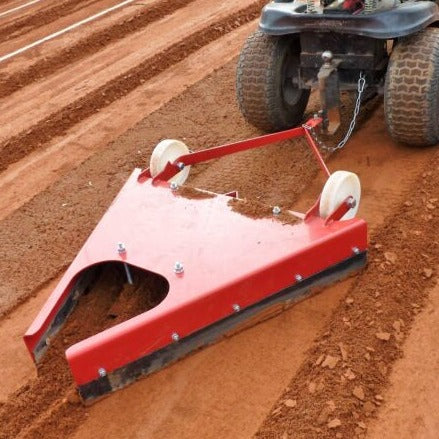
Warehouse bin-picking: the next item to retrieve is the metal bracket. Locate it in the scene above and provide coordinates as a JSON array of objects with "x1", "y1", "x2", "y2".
[
  {"x1": 317, "y1": 51, "x2": 342, "y2": 135},
  {"x1": 324, "y1": 196, "x2": 356, "y2": 225}
]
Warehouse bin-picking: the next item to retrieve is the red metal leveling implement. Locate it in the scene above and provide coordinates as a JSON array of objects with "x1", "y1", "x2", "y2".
[{"x1": 24, "y1": 116, "x2": 367, "y2": 403}]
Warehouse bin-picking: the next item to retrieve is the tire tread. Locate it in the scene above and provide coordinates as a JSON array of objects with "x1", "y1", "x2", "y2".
[
  {"x1": 385, "y1": 28, "x2": 439, "y2": 146},
  {"x1": 236, "y1": 30, "x2": 309, "y2": 132}
]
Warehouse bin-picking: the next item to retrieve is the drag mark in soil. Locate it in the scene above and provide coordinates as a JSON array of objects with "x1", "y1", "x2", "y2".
[
  {"x1": 0, "y1": 0, "x2": 141, "y2": 64},
  {"x1": 0, "y1": 264, "x2": 166, "y2": 439},
  {"x1": 0, "y1": 0, "x2": 267, "y2": 171},
  {"x1": 255, "y1": 159, "x2": 439, "y2": 438},
  {"x1": 0, "y1": 0, "x2": 195, "y2": 98},
  {"x1": 0, "y1": 0, "x2": 44, "y2": 19},
  {"x1": 0, "y1": 0, "x2": 104, "y2": 42}
]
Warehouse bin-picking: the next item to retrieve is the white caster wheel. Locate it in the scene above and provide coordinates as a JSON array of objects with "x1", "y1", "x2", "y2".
[
  {"x1": 319, "y1": 171, "x2": 361, "y2": 220},
  {"x1": 150, "y1": 139, "x2": 191, "y2": 185}
]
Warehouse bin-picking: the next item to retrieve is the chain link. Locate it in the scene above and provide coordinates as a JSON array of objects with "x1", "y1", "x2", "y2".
[{"x1": 306, "y1": 72, "x2": 366, "y2": 152}]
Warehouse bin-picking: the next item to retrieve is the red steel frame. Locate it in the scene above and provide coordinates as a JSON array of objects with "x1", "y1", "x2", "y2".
[
  {"x1": 24, "y1": 117, "x2": 367, "y2": 397},
  {"x1": 138, "y1": 116, "x2": 330, "y2": 183}
]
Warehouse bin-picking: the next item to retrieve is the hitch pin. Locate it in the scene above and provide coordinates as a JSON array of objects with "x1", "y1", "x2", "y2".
[
  {"x1": 123, "y1": 263, "x2": 134, "y2": 285},
  {"x1": 118, "y1": 242, "x2": 134, "y2": 285}
]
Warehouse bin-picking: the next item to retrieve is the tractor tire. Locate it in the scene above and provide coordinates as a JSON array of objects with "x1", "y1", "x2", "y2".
[
  {"x1": 384, "y1": 28, "x2": 439, "y2": 146},
  {"x1": 236, "y1": 30, "x2": 310, "y2": 132}
]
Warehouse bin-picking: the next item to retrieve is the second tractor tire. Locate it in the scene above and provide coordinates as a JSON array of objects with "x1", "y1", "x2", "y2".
[{"x1": 384, "y1": 28, "x2": 439, "y2": 146}]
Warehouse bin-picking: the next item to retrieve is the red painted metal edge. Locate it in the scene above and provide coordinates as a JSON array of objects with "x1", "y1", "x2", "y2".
[{"x1": 66, "y1": 216, "x2": 366, "y2": 386}]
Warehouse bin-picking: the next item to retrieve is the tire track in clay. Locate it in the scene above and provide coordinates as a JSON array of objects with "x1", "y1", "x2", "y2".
[{"x1": 0, "y1": 0, "x2": 266, "y2": 171}]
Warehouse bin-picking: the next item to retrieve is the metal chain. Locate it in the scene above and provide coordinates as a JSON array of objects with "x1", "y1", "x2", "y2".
[{"x1": 306, "y1": 72, "x2": 366, "y2": 152}]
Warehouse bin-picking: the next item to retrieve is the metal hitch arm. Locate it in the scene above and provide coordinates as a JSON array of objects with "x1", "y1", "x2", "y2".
[
  {"x1": 138, "y1": 117, "x2": 330, "y2": 184},
  {"x1": 318, "y1": 51, "x2": 341, "y2": 135}
]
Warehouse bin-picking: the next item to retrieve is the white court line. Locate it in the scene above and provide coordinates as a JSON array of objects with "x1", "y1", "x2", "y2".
[
  {"x1": 0, "y1": 0, "x2": 43, "y2": 19},
  {"x1": 0, "y1": 0, "x2": 135, "y2": 64}
]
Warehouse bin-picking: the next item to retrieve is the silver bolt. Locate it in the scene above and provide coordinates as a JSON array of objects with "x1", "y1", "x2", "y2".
[
  {"x1": 98, "y1": 367, "x2": 107, "y2": 378},
  {"x1": 117, "y1": 242, "x2": 126, "y2": 254},
  {"x1": 232, "y1": 303, "x2": 240, "y2": 313},
  {"x1": 174, "y1": 261, "x2": 184, "y2": 274},
  {"x1": 313, "y1": 113, "x2": 319, "y2": 119},
  {"x1": 347, "y1": 198, "x2": 357, "y2": 209},
  {"x1": 352, "y1": 247, "x2": 360, "y2": 255},
  {"x1": 272, "y1": 206, "x2": 281, "y2": 215},
  {"x1": 321, "y1": 50, "x2": 333, "y2": 63},
  {"x1": 170, "y1": 182, "x2": 178, "y2": 191},
  {"x1": 176, "y1": 162, "x2": 185, "y2": 171},
  {"x1": 171, "y1": 332, "x2": 180, "y2": 342},
  {"x1": 295, "y1": 274, "x2": 303, "y2": 282}
]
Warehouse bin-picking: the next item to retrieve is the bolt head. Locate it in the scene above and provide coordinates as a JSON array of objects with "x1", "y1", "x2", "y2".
[
  {"x1": 170, "y1": 182, "x2": 178, "y2": 191},
  {"x1": 347, "y1": 198, "x2": 357, "y2": 209},
  {"x1": 232, "y1": 303, "x2": 240, "y2": 313},
  {"x1": 321, "y1": 50, "x2": 333, "y2": 63},
  {"x1": 171, "y1": 332, "x2": 180, "y2": 342},
  {"x1": 117, "y1": 242, "x2": 126, "y2": 254},
  {"x1": 174, "y1": 261, "x2": 184, "y2": 274},
  {"x1": 295, "y1": 274, "x2": 303, "y2": 282},
  {"x1": 176, "y1": 162, "x2": 185, "y2": 171},
  {"x1": 352, "y1": 247, "x2": 360, "y2": 255},
  {"x1": 272, "y1": 206, "x2": 281, "y2": 215},
  {"x1": 98, "y1": 367, "x2": 107, "y2": 378}
]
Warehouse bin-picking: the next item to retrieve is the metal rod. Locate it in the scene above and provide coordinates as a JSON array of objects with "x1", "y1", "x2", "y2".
[
  {"x1": 147, "y1": 126, "x2": 306, "y2": 183},
  {"x1": 303, "y1": 128, "x2": 331, "y2": 178},
  {"x1": 142, "y1": 117, "x2": 330, "y2": 183},
  {"x1": 179, "y1": 126, "x2": 305, "y2": 166},
  {"x1": 123, "y1": 263, "x2": 134, "y2": 285}
]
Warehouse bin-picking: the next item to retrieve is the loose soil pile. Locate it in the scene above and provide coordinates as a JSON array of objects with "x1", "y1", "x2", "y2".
[{"x1": 228, "y1": 197, "x2": 301, "y2": 225}]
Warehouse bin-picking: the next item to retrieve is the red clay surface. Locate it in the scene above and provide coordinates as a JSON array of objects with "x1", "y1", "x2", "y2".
[
  {"x1": 367, "y1": 280, "x2": 439, "y2": 439},
  {"x1": 0, "y1": 1, "x2": 438, "y2": 438}
]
